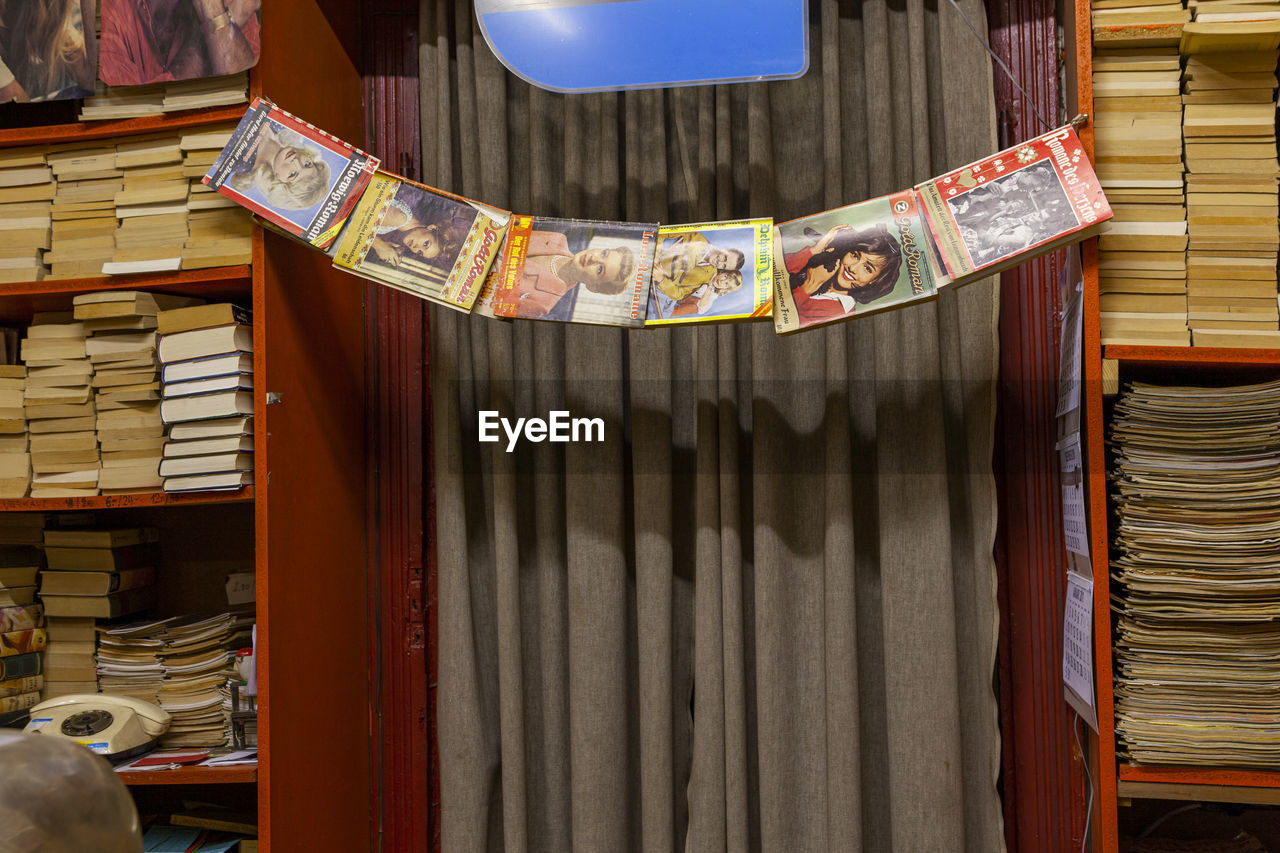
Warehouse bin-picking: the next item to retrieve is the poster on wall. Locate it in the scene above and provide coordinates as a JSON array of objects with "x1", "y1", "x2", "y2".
[
  {"x1": 0, "y1": 0, "x2": 97, "y2": 102},
  {"x1": 99, "y1": 0, "x2": 261, "y2": 86}
]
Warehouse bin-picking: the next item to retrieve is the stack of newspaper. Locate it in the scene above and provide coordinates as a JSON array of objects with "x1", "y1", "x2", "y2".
[{"x1": 1110, "y1": 378, "x2": 1280, "y2": 767}]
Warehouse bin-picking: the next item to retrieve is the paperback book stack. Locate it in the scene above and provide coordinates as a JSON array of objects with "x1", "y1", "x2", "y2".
[
  {"x1": 180, "y1": 126, "x2": 253, "y2": 270},
  {"x1": 0, "y1": 534, "x2": 44, "y2": 722},
  {"x1": 157, "y1": 304, "x2": 254, "y2": 494},
  {"x1": 0, "y1": 147, "x2": 53, "y2": 283},
  {"x1": 0, "y1": 598, "x2": 44, "y2": 726},
  {"x1": 45, "y1": 145, "x2": 121, "y2": 280},
  {"x1": 74, "y1": 291, "x2": 203, "y2": 494},
  {"x1": 78, "y1": 72, "x2": 249, "y2": 121},
  {"x1": 0, "y1": 366, "x2": 29, "y2": 498},
  {"x1": 1181, "y1": 20, "x2": 1280, "y2": 347},
  {"x1": 105, "y1": 136, "x2": 189, "y2": 275},
  {"x1": 39, "y1": 527, "x2": 158, "y2": 621},
  {"x1": 41, "y1": 615, "x2": 96, "y2": 700},
  {"x1": 95, "y1": 617, "x2": 169, "y2": 704},
  {"x1": 21, "y1": 315, "x2": 99, "y2": 498},
  {"x1": 158, "y1": 613, "x2": 253, "y2": 748},
  {"x1": 1092, "y1": 42, "x2": 1190, "y2": 345},
  {"x1": 1110, "y1": 379, "x2": 1280, "y2": 767}
]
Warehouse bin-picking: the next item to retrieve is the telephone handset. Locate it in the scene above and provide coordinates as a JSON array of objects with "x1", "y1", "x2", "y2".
[{"x1": 25, "y1": 693, "x2": 172, "y2": 763}]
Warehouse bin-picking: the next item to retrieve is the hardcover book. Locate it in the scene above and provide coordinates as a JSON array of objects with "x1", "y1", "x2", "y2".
[
  {"x1": 0, "y1": 628, "x2": 45, "y2": 657},
  {"x1": 646, "y1": 219, "x2": 775, "y2": 326},
  {"x1": 0, "y1": 651, "x2": 41, "y2": 682},
  {"x1": 488, "y1": 216, "x2": 658, "y2": 327},
  {"x1": 0, "y1": 674, "x2": 42, "y2": 699},
  {"x1": 0, "y1": 603, "x2": 42, "y2": 633},
  {"x1": 0, "y1": 690, "x2": 39, "y2": 714},
  {"x1": 772, "y1": 189, "x2": 940, "y2": 335},
  {"x1": 332, "y1": 171, "x2": 509, "y2": 312},
  {"x1": 203, "y1": 97, "x2": 379, "y2": 251},
  {"x1": 916, "y1": 124, "x2": 1113, "y2": 285}
]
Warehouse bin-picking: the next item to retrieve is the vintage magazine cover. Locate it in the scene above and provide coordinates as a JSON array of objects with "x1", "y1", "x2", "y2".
[
  {"x1": 333, "y1": 171, "x2": 509, "y2": 312},
  {"x1": 470, "y1": 231, "x2": 515, "y2": 321},
  {"x1": 0, "y1": 628, "x2": 45, "y2": 657},
  {"x1": 0, "y1": 674, "x2": 41, "y2": 700},
  {"x1": 916, "y1": 124, "x2": 1113, "y2": 285},
  {"x1": 772, "y1": 189, "x2": 940, "y2": 335},
  {"x1": 204, "y1": 97, "x2": 380, "y2": 250},
  {"x1": 646, "y1": 219, "x2": 774, "y2": 326},
  {"x1": 488, "y1": 216, "x2": 658, "y2": 328},
  {"x1": 0, "y1": 603, "x2": 41, "y2": 634}
]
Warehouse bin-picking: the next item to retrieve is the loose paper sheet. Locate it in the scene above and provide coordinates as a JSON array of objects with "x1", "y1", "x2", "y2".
[
  {"x1": 1058, "y1": 432, "x2": 1090, "y2": 559},
  {"x1": 1063, "y1": 569, "x2": 1098, "y2": 732}
]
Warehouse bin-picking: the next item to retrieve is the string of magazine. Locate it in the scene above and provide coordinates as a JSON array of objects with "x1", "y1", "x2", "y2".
[{"x1": 203, "y1": 98, "x2": 1115, "y2": 333}]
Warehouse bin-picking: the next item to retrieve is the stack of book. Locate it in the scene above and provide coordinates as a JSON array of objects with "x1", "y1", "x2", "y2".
[
  {"x1": 78, "y1": 72, "x2": 249, "y2": 121},
  {"x1": 0, "y1": 365, "x2": 29, "y2": 498},
  {"x1": 96, "y1": 617, "x2": 168, "y2": 704},
  {"x1": 158, "y1": 613, "x2": 253, "y2": 748},
  {"x1": 158, "y1": 304, "x2": 254, "y2": 494},
  {"x1": 75, "y1": 291, "x2": 203, "y2": 494},
  {"x1": 21, "y1": 315, "x2": 99, "y2": 498},
  {"x1": 42, "y1": 615, "x2": 96, "y2": 699},
  {"x1": 106, "y1": 136, "x2": 190, "y2": 275},
  {"x1": 181, "y1": 126, "x2": 253, "y2": 270},
  {"x1": 0, "y1": 147, "x2": 53, "y2": 283},
  {"x1": 1110, "y1": 378, "x2": 1280, "y2": 766},
  {"x1": 0, "y1": 599, "x2": 44, "y2": 724},
  {"x1": 45, "y1": 145, "x2": 121, "y2": 279},
  {"x1": 1181, "y1": 22, "x2": 1280, "y2": 347},
  {"x1": 1092, "y1": 43, "x2": 1190, "y2": 346},
  {"x1": 39, "y1": 526, "x2": 158, "y2": 620}
]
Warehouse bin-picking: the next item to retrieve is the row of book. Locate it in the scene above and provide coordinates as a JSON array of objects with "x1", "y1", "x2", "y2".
[
  {"x1": 78, "y1": 73, "x2": 250, "y2": 122},
  {"x1": 0, "y1": 294, "x2": 253, "y2": 497},
  {"x1": 0, "y1": 125, "x2": 252, "y2": 283},
  {"x1": 203, "y1": 98, "x2": 1112, "y2": 335},
  {"x1": 1093, "y1": 1, "x2": 1280, "y2": 348}
]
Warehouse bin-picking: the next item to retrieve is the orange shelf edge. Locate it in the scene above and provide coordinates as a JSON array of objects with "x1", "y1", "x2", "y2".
[
  {"x1": 1118, "y1": 764, "x2": 1280, "y2": 789},
  {"x1": 0, "y1": 486, "x2": 253, "y2": 512},
  {"x1": 0, "y1": 265, "x2": 252, "y2": 297},
  {"x1": 0, "y1": 105, "x2": 248, "y2": 149},
  {"x1": 118, "y1": 764, "x2": 258, "y2": 786},
  {"x1": 1105, "y1": 345, "x2": 1280, "y2": 367}
]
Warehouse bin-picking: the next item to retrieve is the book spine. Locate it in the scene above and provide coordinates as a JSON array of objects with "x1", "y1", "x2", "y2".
[
  {"x1": 0, "y1": 690, "x2": 39, "y2": 713},
  {"x1": 490, "y1": 215, "x2": 534, "y2": 318},
  {"x1": 0, "y1": 602, "x2": 43, "y2": 632},
  {"x1": 0, "y1": 673, "x2": 42, "y2": 698},
  {"x1": 0, "y1": 651, "x2": 42, "y2": 681},
  {"x1": 0, "y1": 627, "x2": 46, "y2": 657},
  {"x1": 770, "y1": 226, "x2": 801, "y2": 334}
]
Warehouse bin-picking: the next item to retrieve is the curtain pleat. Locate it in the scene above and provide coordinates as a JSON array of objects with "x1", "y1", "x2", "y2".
[{"x1": 423, "y1": 0, "x2": 1004, "y2": 849}]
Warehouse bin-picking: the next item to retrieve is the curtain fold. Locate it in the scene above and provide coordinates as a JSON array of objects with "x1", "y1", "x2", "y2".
[{"x1": 424, "y1": 0, "x2": 1004, "y2": 849}]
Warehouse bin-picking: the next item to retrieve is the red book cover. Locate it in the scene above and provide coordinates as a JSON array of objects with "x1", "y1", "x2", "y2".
[{"x1": 915, "y1": 124, "x2": 1113, "y2": 284}]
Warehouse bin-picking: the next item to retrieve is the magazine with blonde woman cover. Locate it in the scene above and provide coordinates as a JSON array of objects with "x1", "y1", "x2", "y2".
[
  {"x1": 645, "y1": 218, "x2": 774, "y2": 326},
  {"x1": 203, "y1": 97, "x2": 379, "y2": 251},
  {"x1": 487, "y1": 216, "x2": 658, "y2": 327},
  {"x1": 772, "y1": 189, "x2": 941, "y2": 335},
  {"x1": 332, "y1": 171, "x2": 509, "y2": 312},
  {"x1": 916, "y1": 124, "x2": 1112, "y2": 285}
]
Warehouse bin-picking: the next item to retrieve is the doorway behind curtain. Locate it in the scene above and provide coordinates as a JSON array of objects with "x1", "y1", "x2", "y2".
[{"x1": 422, "y1": 0, "x2": 1005, "y2": 849}]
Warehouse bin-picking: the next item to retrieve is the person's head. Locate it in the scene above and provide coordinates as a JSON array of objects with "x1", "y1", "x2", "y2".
[
  {"x1": 562, "y1": 246, "x2": 636, "y2": 295},
  {"x1": 231, "y1": 139, "x2": 332, "y2": 210},
  {"x1": 710, "y1": 270, "x2": 743, "y2": 295},
  {"x1": 0, "y1": 730, "x2": 142, "y2": 852},
  {"x1": 808, "y1": 224, "x2": 903, "y2": 304},
  {"x1": 4, "y1": 0, "x2": 89, "y2": 98},
  {"x1": 704, "y1": 245, "x2": 745, "y2": 271}
]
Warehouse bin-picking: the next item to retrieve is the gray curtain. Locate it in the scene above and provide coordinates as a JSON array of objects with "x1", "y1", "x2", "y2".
[{"x1": 422, "y1": 1, "x2": 1003, "y2": 850}]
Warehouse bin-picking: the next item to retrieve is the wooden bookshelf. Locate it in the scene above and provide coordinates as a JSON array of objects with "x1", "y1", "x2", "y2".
[
  {"x1": 1073, "y1": 0, "x2": 1280, "y2": 847},
  {"x1": 0, "y1": 1, "x2": 370, "y2": 849},
  {"x1": 119, "y1": 765, "x2": 258, "y2": 786}
]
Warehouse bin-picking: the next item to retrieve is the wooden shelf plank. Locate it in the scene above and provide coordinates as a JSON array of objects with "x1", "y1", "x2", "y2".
[
  {"x1": 0, "y1": 487, "x2": 253, "y2": 512},
  {"x1": 1118, "y1": 779, "x2": 1280, "y2": 806},
  {"x1": 1119, "y1": 764, "x2": 1280, "y2": 789},
  {"x1": 1105, "y1": 345, "x2": 1280, "y2": 367},
  {"x1": 118, "y1": 764, "x2": 257, "y2": 786},
  {"x1": 0, "y1": 106, "x2": 247, "y2": 149},
  {"x1": 0, "y1": 265, "x2": 251, "y2": 297}
]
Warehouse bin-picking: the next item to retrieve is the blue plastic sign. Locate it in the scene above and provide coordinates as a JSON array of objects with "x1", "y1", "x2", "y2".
[{"x1": 475, "y1": 0, "x2": 809, "y2": 94}]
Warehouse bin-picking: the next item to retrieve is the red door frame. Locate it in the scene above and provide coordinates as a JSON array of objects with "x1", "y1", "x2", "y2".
[{"x1": 361, "y1": 1, "x2": 1085, "y2": 849}]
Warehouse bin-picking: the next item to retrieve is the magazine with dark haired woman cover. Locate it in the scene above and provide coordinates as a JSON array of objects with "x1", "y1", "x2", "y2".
[
  {"x1": 487, "y1": 216, "x2": 658, "y2": 327},
  {"x1": 332, "y1": 171, "x2": 510, "y2": 311},
  {"x1": 916, "y1": 124, "x2": 1112, "y2": 285},
  {"x1": 203, "y1": 97, "x2": 379, "y2": 251},
  {"x1": 772, "y1": 189, "x2": 941, "y2": 335}
]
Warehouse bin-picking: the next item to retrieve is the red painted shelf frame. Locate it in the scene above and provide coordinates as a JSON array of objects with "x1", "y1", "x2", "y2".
[
  {"x1": 119, "y1": 765, "x2": 258, "y2": 786},
  {"x1": 0, "y1": 105, "x2": 248, "y2": 149}
]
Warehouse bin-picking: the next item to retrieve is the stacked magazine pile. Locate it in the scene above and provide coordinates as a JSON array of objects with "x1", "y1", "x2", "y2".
[
  {"x1": 96, "y1": 618, "x2": 168, "y2": 702},
  {"x1": 1110, "y1": 378, "x2": 1280, "y2": 767},
  {"x1": 157, "y1": 613, "x2": 253, "y2": 749}
]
